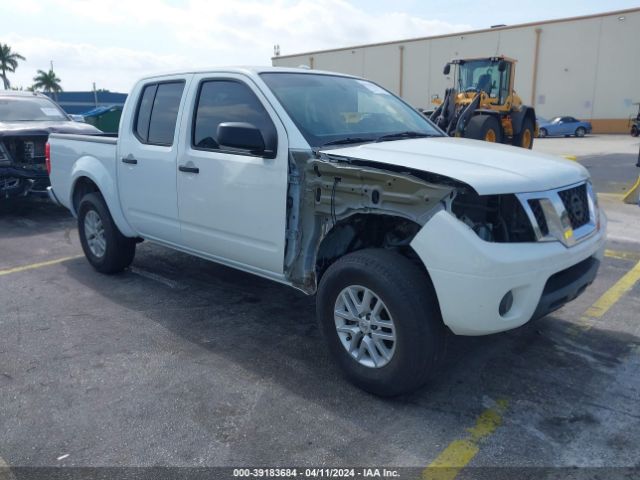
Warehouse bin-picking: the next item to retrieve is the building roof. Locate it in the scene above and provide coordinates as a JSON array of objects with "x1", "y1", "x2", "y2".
[
  {"x1": 44, "y1": 91, "x2": 127, "y2": 103},
  {"x1": 0, "y1": 90, "x2": 49, "y2": 98},
  {"x1": 273, "y1": 7, "x2": 640, "y2": 60}
]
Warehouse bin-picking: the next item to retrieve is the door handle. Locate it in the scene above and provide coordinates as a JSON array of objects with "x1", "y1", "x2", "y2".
[
  {"x1": 178, "y1": 165, "x2": 199, "y2": 174},
  {"x1": 121, "y1": 157, "x2": 137, "y2": 165}
]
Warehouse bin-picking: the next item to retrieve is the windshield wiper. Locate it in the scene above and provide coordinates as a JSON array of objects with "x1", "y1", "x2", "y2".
[
  {"x1": 321, "y1": 137, "x2": 373, "y2": 147},
  {"x1": 375, "y1": 131, "x2": 433, "y2": 142}
]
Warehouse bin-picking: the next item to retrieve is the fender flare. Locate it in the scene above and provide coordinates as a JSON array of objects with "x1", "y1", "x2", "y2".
[
  {"x1": 511, "y1": 107, "x2": 536, "y2": 135},
  {"x1": 70, "y1": 156, "x2": 136, "y2": 238}
]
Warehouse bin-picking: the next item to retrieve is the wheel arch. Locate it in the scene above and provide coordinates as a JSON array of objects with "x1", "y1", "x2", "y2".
[
  {"x1": 315, "y1": 213, "x2": 432, "y2": 284},
  {"x1": 70, "y1": 157, "x2": 136, "y2": 237}
]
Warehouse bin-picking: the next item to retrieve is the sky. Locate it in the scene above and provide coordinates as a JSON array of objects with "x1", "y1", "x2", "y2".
[{"x1": 1, "y1": 0, "x2": 638, "y2": 92}]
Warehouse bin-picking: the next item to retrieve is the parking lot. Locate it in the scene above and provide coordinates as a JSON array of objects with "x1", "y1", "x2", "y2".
[{"x1": 1, "y1": 135, "x2": 639, "y2": 478}]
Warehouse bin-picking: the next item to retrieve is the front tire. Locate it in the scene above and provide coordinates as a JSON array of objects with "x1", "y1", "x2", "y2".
[
  {"x1": 513, "y1": 116, "x2": 535, "y2": 149},
  {"x1": 538, "y1": 128, "x2": 547, "y2": 138},
  {"x1": 78, "y1": 192, "x2": 136, "y2": 274},
  {"x1": 317, "y1": 249, "x2": 445, "y2": 397},
  {"x1": 631, "y1": 125, "x2": 639, "y2": 137},
  {"x1": 465, "y1": 115, "x2": 503, "y2": 144},
  {"x1": 575, "y1": 127, "x2": 586, "y2": 137}
]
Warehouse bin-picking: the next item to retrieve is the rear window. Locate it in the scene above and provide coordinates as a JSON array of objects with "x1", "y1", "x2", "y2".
[
  {"x1": 0, "y1": 96, "x2": 68, "y2": 122},
  {"x1": 134, "y1": 81, "x2": 185, "y2": 146}
]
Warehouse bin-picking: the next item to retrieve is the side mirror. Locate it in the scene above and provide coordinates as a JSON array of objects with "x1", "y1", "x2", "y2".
[
  {"x1": 217, "y1": 122, "x2": 276, "y2": 157},
  {"x1": 498, "y1": 60, "x2": 507, "y2": 72},
  {"x1": 443, "y1": 63, "x2": 451, "y2": 75}
]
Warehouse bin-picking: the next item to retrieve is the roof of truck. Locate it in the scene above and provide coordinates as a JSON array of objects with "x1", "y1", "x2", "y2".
[
  {"x1": 136, "y1": 66, "x2": 357, "y2": 81},
  {"x1": 0, "y1": 90, "x2": 50, "y2": 98}
]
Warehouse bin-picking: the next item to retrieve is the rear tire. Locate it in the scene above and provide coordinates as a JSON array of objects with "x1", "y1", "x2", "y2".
[
  {"x1": 538, "y1": 128, "x2": 547, "y2": 138},
  {"x1": 317, "y1": 249, "x2": 445, "y2": 397},
  {"x1": 513, "y1": 116, "x2": 535, "y2": 149},
  {"x1": 631, "y1": 125, "x2": 639, "y2": 137},
  {"x1": 575, "y1": 127, "x2": 586, "y2": 137},
  {"x1": 78, "y1": 192, "x2": 136, "y2": 274},
  {"x1": 465, "y1": 115, "x2": 503, "y2": 143}
]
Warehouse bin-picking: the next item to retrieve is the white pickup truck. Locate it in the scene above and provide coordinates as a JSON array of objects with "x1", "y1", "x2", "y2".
[{"x1": 48, "y1": 67, "x2": 606, "y2": 396}]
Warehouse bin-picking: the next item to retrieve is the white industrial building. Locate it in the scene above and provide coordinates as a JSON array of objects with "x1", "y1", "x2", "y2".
[{"x1": 273, "y1": 8, "x2": 640, "y2": 133}]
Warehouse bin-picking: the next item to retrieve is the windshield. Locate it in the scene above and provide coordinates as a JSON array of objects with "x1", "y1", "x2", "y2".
[
  {"x1": 0, "y1": 96, "x2": 68, "y2": 122},
  {"x1": 260, "y1": 72, "x2": 442, "y2": 148},
  {"x1": 457, "y1": 60, "x2": 509, "y2": 102}
]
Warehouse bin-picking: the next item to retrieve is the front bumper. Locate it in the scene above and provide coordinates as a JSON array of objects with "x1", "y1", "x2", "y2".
[
  {"x1": 410, "y1": 209, "x2": 607, "y2": 335},
  {"x1": 1, "y1": 176, "x2": 31, "y2": 198},
  {"x1": 0, "y1": 166, "x2": 50, "y2": 198}
]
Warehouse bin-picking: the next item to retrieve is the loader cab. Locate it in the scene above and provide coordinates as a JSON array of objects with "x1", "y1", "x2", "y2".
[{"x1": 448, "y1": 57, "x2": 515, "y2": 106}]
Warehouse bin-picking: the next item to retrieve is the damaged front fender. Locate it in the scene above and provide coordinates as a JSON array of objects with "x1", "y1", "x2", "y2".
[{"x1": 284, "y1": 150, "x2": 453, "y2": 293}]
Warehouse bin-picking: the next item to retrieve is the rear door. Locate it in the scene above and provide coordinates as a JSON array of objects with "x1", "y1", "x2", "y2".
[
  {"x1": 117, "y1": 76, "x2": 190, "y2": 244},
  {"x1": 176, "y1": 73, "x2": 289, "y2": 275}
]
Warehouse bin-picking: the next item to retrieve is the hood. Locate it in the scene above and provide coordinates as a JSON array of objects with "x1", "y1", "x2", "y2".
[
  {"x1": 320, "y1": 137, "x2": 589, "y2": 195},
  {"x1": 0, "y1": 120, "x2": 102, "y2": 136}
]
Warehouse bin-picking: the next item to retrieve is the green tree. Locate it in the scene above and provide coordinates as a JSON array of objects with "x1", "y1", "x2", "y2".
[
  {"x1": 32, "y1": 69, "x2": 62, "y2": 99},
  {"x1": 0, "y1": 43, "x2": 26, "y2": 90}
]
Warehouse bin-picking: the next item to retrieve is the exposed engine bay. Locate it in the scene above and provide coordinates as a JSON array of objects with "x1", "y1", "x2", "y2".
[{"x1": 1, "y1": 135, "x2": 48, "y2": 171}]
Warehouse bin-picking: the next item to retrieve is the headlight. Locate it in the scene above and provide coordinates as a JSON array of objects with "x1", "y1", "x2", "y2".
[{"x1": 448, "y1": 191, "x2": 536, "y2": 243}]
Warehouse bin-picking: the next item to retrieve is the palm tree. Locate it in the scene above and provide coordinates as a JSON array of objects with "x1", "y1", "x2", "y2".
[
  {"x1": 0, "y1": 43, "x2": 26, "y2": 90},
  {"x1": 32, "y1": 69, "x2": 62, "y2": 99}
]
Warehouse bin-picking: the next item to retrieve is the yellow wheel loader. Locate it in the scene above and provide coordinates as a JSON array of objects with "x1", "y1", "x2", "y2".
[{"x1": 429, "y1": 56, "x2": 537, "y2": 149}]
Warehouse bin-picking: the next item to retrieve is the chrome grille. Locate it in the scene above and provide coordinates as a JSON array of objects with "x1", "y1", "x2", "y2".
[
  {"x1": 557, "y1": 184, "x2": 589, "y2": 229},
  {"x1": 527, "y1": 199, "x2": 549, "y2": 236},
  {"x1": 517, "y1": 181, "x2": 598, "y2": 247}
]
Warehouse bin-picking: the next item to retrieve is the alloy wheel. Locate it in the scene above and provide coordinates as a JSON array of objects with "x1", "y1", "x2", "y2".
[{"x1": 334, "y1": 285, "x2": 397, "y2": 368}]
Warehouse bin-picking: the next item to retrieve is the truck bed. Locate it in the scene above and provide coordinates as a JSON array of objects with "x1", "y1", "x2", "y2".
[{"x1": 48, "y1": 133, "x2": 119, "y2": 213}]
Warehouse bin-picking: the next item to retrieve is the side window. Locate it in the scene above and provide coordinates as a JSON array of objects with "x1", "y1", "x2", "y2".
[
  {"x1": 192, "y1": 80, "x2": 276, "y2": 153},
  {"x1": 498, "y1": 67, "x2": 510, "y2": 104},
  {"x1": 134, "y1": 81, "x2": 185, "y2": 146},
  {"x1": 135, "y1": 84, "x2": 157, "y2": 142}
]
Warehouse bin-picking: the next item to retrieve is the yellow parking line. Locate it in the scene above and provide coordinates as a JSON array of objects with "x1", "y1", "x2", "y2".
[
  {"x1": 604, "y1": 249, "x2": 640, "y2": 262},
  {"x1": 422, "y1": 399, "x2": 509, "y2": 480},
  {"x1": 597, "y1": 192, "x2": 625, "y2": 201},
  {"x1": 583, "y1": 260, "x2": 640, "y2": 320},
  {"x1": 0, "y1": 255, "x2": 83, "y2": 277}
]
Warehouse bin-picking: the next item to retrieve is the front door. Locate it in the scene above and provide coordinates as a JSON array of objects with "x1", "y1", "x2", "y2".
[
  {"x1": 117, "y1": 77, "x2": 190, "y2": 244},
  {"x1": 176, "y1": 74, "x2": 289, "y2": 276}
]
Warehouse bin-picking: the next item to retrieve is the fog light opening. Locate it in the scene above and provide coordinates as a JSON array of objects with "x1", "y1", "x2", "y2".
[{"x1": 499, "y1": 290, "x2": 514, "y2": 317}]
